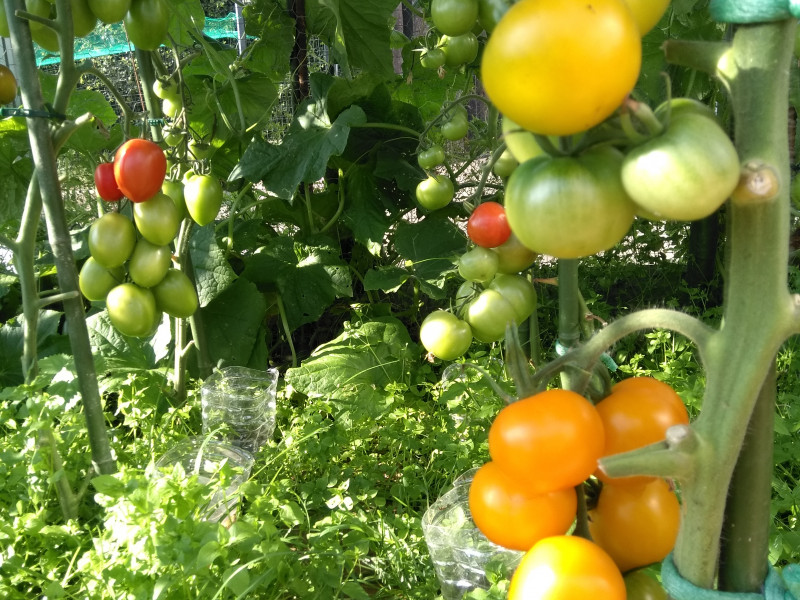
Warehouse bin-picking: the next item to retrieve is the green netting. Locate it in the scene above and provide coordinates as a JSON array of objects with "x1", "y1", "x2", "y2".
[{"x1": 35, "y1": 13, "x2": 244, "y2": 66}]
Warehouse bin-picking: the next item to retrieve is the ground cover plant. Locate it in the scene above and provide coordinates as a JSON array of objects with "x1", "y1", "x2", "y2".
[{"x1": 2, "y1": 0, "x2": 800, "y2": 598}]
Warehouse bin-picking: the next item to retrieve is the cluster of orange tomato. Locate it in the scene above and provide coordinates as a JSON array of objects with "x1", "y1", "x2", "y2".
[{"x1": 469, "y1": 377, "x2": 688, "y2": 598}]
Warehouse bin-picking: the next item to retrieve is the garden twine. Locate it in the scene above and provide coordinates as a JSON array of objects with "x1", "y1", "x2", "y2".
[{"x1": 661, "y1": 554, "x2": 800, "y2": 600}]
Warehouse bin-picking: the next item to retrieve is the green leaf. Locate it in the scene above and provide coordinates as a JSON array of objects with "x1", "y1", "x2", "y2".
[
  {"x1": 0, "y1": 310, "x2": 63, "y2": 386},
  {"x1": 91, "y1": 474, "x2": 126, "y2": 497},
  {"x1": 168, "y1": 0, "x2": 206, "y2": 48},
  {"x1": 200, "y1": 277, "x2": 267, "y2": 367},
  {"x1": 222, "y1": 565, "x2": 251, "y2": 597},
  {"x1": 341, "y1": 581, "x2": 371, "y2": 600},
  {"x1": 86, "y1": 312, "x2": 163, "y2": 372},
  {"x1": 189, "y1": 225, "x2": 238, "y2": 307},
  {"x1": 341, "y1": 165, "x2": 394, "y2": 256},
  {"x1": 363, "y1": 266, "x2": 410, "y2": 292},
  {"x1": 63, "y1": 88, "x2": 120, "y2": 154}
]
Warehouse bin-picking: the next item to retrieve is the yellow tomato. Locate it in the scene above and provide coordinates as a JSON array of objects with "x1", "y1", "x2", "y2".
[
  {"x1": 624, "y1": 0, "x2": 671, "y2": 35},
  {"x1": 481, "y1": 0, "x2": 641, "y2": 136}
]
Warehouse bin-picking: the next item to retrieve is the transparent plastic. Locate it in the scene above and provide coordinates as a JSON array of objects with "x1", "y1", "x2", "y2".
[
  {"x1": 422, "y1": 468, "x2": 524, "y2": 599},
  {"x1": 200, "y1": 366, "x2": 279, "y2": 453}
]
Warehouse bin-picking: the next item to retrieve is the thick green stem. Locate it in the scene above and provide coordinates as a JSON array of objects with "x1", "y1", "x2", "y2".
[
  {"x1": 557, "y1": 260, "x2": 582, "y2": 390},
  {"x1": 718, "y1": 363, "x2": 776, "y2": 592},
  {"x1": 14, "y1": 175, "x2": 42, "y2": 381},
  {"x1": 133, "y1": 49, "x2": 162, "y2": 141},
  {"x1": 6, "y1": 0, "x2": 116, "y2": 475}
]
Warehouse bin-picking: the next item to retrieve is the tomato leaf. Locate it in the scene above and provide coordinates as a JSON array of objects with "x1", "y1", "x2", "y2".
[{"x1": 188, "y1": 225, "x2": 238, "y2": 307}]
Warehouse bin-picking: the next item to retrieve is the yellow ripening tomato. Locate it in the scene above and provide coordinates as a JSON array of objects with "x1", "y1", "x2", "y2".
[
  {"x1": 623, "y1": 0, "x2": 671, "y2": 35},
  {"x1": 481, "y1": 0, "x2": 641, "y2": 136}
]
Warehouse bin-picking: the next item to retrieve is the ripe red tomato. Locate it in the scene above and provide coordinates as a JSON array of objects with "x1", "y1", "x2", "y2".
[
  {"x1": 596, "y1": 377, "x2": 689, "y2": 485},
  {"x1": 508, "y1": 536, "x2": 626, "y2": 600},
  {"x1": 114, "y1": 138, "x2": 167, "y2": 203},
  {"x1": 469, "y1": 461, "x2": 577, "y2": 551},
  {"x1": 94, "y1": 162, "x2": 123, "y2": 202},
  {"x1": 489, "y1": 389, "x2": 605, "y2": 493},
  {"x1": 467, "y1": 201, "x2": 511, "y2": 248},
  {"x1": 588, "y1": 478, "x2": 681, "y2": 573}
]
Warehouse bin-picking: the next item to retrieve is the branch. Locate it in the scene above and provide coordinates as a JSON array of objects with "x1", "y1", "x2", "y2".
[{"x1": 663, "y1": 39, "x2": 733, "y2": 90}]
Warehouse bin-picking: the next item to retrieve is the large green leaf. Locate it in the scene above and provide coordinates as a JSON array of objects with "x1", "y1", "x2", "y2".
[
  {"x1": 242, "y1": 0, "x2": 295, "y2": 82},
  {"x1": 86, "y1": 312, "x2": 170, "y2": 372},
  {"x1": 168, "y1": 0, "x2": 206, "y2": 48},
  {"x1": 189, "y1": 225, "x2": 238, "y2": 308},
  {"x1": 341, "y1": 165, "x2": 396, "y2": 256},
  {"x1": 0, "y1": 310, "x2": 62, "y2": 386}
]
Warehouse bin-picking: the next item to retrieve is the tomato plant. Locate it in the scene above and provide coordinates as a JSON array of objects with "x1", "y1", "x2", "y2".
[
  {"x1": 78, "y1": 258, "x2": 124, "y2": 302},
  {"x1": 415, "y1": 174, "x2": 454, "y2": 210},
  {"x1": 463, "y1": 288, "x2": 518, "y2": 343},
  {"x1": 596, "y1": 377, "x2": 690, "y2": 485},
  {"x1": 621, "y1": 101, "x2": 740, "y2": 221},
  {"x1": 88, "y1": 212, "x2": 136, "y2": 269},
  {"x1": 151, "y1": 269, "x2": 198, "y2": 318},
  {"x1": 489, "y1": 389, "x2": 605, "y2": 493},
  {"x1": 431, "y1": 0, "x2": 479, "y2": 36},
  {"x1": 467, "y1": 201, "x2": 511, "y2": 248},
  {"x1": 468, "y1": 461, "x2": 577, "y2": 551},
  {"x1": 440, "y1": 32, "x2": 479, "y2": 67},
  {"x1": 94, "y1": 162, "x2": 123, "y2": 202},
  {"x1": 0, "y1": 65, "x2": 17, "y2": 105},
  {"x1": 124, "y1": 0, "x2": 169, "y2": 51},
  {"x1": 114, "y1": 138, "x2": 167, "y2": 203},
  {"x1": 482, "y1": 0, "x2": 641, "y2": 135},
  {"x1": 508, "y1": 536, "x2": 626, "y2": 600},
  {"x1": 505, "y1": 147, "x2": 637, "y2": 258},
  {"x1": 488, "y1": 273, "x2": 536, "y2": 324},
  {"x1": 133, "y1": 192, "x2": 181, "y2": 246},
  {"x1": 106, "y1": 283, "x2": 159, "y2": 337},
  {"x1": 88, "y1": 0, "x2": 130, "y2": 24},
  {"x1": 184, "y1": 174, "x2": 223, "y2": 226},
  {"x1": 491, "y1": 232, "x2": 537, "y2": 274},
  {"x1": 588, "y1": 478, "x2": 681, "y2": 573},
  {"x1": 458, "y1": 246, "x2": 499, "y2": 283},
  {"x1": 417, "y1": 144, "x2": 446, "y2": 170},
  {"x1": 127, "y1": 239, "x2": 172, "y2": 288},
  {"x1": 419, "y1": 310, "x2": 472, "y2": 360}
]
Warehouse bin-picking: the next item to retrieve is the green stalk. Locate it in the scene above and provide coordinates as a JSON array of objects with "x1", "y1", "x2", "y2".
[
  {"x1": 557, "y1": 259, "x2": 582, "y2": 390},
  {"x1": 5, "y1": 0, "x2": 116, "y2": 475},
  {"x1": 14, "y1": 175, "x2": 42, "y2": 381},
  {"x1": 133, "y1": 49, "x2": 162, "y2": 141}
]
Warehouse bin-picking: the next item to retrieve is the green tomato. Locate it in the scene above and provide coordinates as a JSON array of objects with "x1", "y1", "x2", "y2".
[
  {"x1": 624, "y1": 571, "x2": 667, "y2": 600},
  {"x1": 458, "y1": 246, "x2": 499, "y2": 283},
  {"x1": 161, "y1": 96, "x2": 182, "y2": 119},
  {"x1": 124, "y1": 0, "x2": 168, "y2": 51},
  {"x1": 416, "y1": 174, "x2": 454, "y2": 210},
  {"x1": 106, "y1": 283, "x2": 158, "y2": 337},
  {"x1": 25, "y1": 0, "x2": 51, "y2": 33},
  {"x1": 464, "y1": 288, "x2": 517, "y2": 343},
  {"x1": 621, "y1": 105, "x2": 740, "y2": 221},
  {"x1": 88, "y1": 0, "x2": 130, "y2": 24},
  {"x1": 420, "y1": 47, "x2": 446, "y2": 69},
  {"x1": 432, "y1": 0, "x2": 479, "y2": 36},
  {"x1": 418, "y1": 144, "x2": 446, "y2": 170},
  {"x1": 420, "y1": 310, "x2": 473, "y2": 360},
  {"x1": 127, "y1": 238, "x2": 172, "y2": 288},
  {"x1": 491, "y1": 232, "x2": 537, "y2": 274},
  {"x1": 493, "y1": 149, "x2": 518, "y2": 178},
  {"x1": 162, "y1": 179, "x2": 187, "y2": 220},
  {"x1": 89, "y1": 212, "x2": 136, "y2": 268},
  {"x1": 184, "y1": 174, "x2": 223, "y2": 226},
  {"x1": 441, "y1": 113, "x2": 469, "y2": 141},
  {"x1": 133, "y1": 192, "x2": 181, "y2": 245},
  {"x1": 505, "y1": 147, "x2": 637, "y2": 259},
  {"x1": 188, "y1": 139, "x2": 213, "y2": 160},
  {"x1": 151, "y1": 269, "x2": 198, "y2": 318},
  {"x1": 31, "y1": 25, "x2": 59, "y2": 51},
  {"x1": 78, "y1": 257, "x2": 124, "y2": 302},
  {"x1": 72, "y1": 0, "x2": 97, "y2": 37},
  {"x1": 489, "y1": 273, "x2": 537, "y2": 324},
  {"x1": 478, "y1": 0, "x2": 513, "y2": 32},
  {"x1": 441, "y1": 32, "x2": 479, "y2": 67},
  {"x1": 153, "y1": 77, "x2": 179, "y2": 101},
  {"x1": 161, "y1": 125, "x2": 184, "y2": 147}
]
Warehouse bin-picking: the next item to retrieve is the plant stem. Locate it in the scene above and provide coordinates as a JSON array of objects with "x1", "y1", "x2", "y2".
[{"x1": 557, "y1": 259, "x2": 582, "y2": 390}]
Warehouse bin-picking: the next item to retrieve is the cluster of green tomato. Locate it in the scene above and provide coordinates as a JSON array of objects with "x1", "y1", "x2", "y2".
[
  {"x1": 153, "y1": 77, "x2": 215, "y2": 164},
  {"x1": 6, "y1": 0, "x2": 168, "y2": 53},
  {"x1": 79, "y1": 138, "x2": 204, "y2": 338}
]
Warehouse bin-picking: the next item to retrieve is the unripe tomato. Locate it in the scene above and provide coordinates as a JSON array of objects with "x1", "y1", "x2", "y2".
[
  {"x1": 78, "y1": 257, "x2": 124, "y2": 301},
  {"x1": 624, "y1": 570, "x2": 668, "y2": 600},
  {"x1": 94, "y1": 162, "x2": 123, "y2": 201},
  {"x1": 505, "y1": 147, "x2": 637, "y2": 259},
  {"x1": 464, "y1": 288, "x2": 517, "y2": 343},
  {"x1": 31, "y1": 25, "x2": 59, "y2": 52},
  {"x1": 440, "y1": 32, "x2": 479, "y2": 67},
  {"x1": 489, "y1": 389, "x2": 605, "y2": 493},
  {"x1": 124, "y1": 0, "x2": 168, "y2": 51},
  {"x1": 152, "y1": 77, "x2": 179, "y2": 101},
  {"x1": 161, "y1": 96, "x2": 183, "y2": 120},
  {"x1": 72, "y1": 0, "x2": 97, "y2": 37},
  {"x1": 420, "y1": 47, "x2": 446, "y2": 69},
  {"x1": 151, "y1": 269, "x2": 198, "y2": 318},
  {"x1": 508, "y1": 536, "x2": 626, "y2": 600},
  {"x1": 492, "y1": 149, "x2": 518, "y2": 178},
  {"x1": 491, "y1": 232, "x2": 537, "y2": 274},
  {"x1": 477, "y1": 0, "x2": 513, "y2": 32},
  {"x1": 188, "y1": 139, "x2": 213, "y2": 160},
  {"x1": 161, "y1": 125, "x2": 184, "y2": 147},
  {"x1": 0, "y1": 65, "x2": 18, "y2": 105},
  {"x1": 114, "y1": 138, "x2": 167, "y2": 203},
  {"x1": 133, "y1": 192, "x2": 181, "y2": 246},
  {"x1": 162, "y1": 179, "x2": 187, "y2": 220},
  {"x1": 588, "y1": 478, "x2": 681, "y2": 573},
  {"x1": 482, "y1": 0, "x2": 641, "y2": 135},
  {"x1": 127, "y1": 239, "x2": 172, "y2": 288},
  {"x1": 415, "y1": 174, "x2": 454, "y2": 210},
  {"x1": 488, "y1": 273, "x2": 536, "y2": 324},
  {"x1": 623, "y1": 0, "x2": 670, "y2": 34},
  {"x1": 467, "y1": 201, "x2": 511, "y2": 248},
  {"x1": 458, "y1": 246, "x2": 499, "y2": 283},
  {"x1": 184, "y1": 174, "x2": 223, "y2": 226},
  {"x1": 469, "y1": 461, "x2": 577, "y2": 551},
  {"x1": 431, "y1": 0, "x2": 479, "y2": 36},
  {"x1": 417, "y1": 145, "x2": 446, "y2": 170},
  {"x1": 106, "y1": 283, "x2": 158, "y2": 337},
  {"x1": 419, "y1": 310, "x2": 473, "y2": 360},
  {"x1": 88, "y1": 0, "x2": 130, "y2": 24},
  {"x1": 441, "y1": 113, "x2": 469, "y2": 141},
  {"x1": 88, "y1": 212, "x2": 136, "y2": 269}
]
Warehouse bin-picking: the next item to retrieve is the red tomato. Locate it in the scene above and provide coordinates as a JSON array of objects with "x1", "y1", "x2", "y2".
[
  {"x1": 588, "y1": 478, "x2": 681, "y2": 572},
  {"x1": 508, "y1": 535, "x2": 626, "y2": 600},
  {"x1": 467, "y1": 201, "x2": 512, "y2": 248},
  {"x1": 596, "y1": 377, "x2": 689, "y2": 485},
  {"x1": 489, "y1": 389, "x2": 605, "y2": 493},
  {"x1": 94, "y1": 162, "x2": 123, "y2": 201},
  {"x1": 113, "y1": 138, "x2": 167, "y2": 203},
  {"x1": 468, "y1": 461, "x2": 577, "y2": 551}
]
